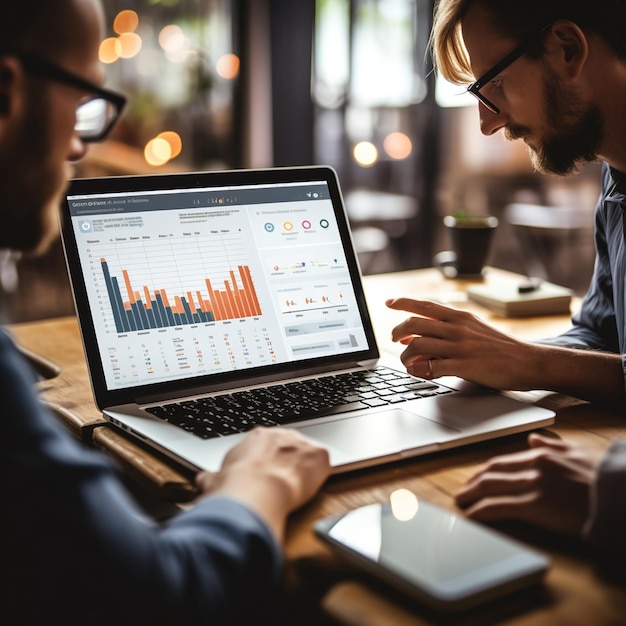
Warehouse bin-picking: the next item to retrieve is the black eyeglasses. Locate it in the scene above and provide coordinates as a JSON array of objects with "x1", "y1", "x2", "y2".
[
  {"x1": 1, "y1": 49, "x2": 127, "y2": 142},
  {"x1": 466, "y1": 26, "x2": 550, "y2": 114}
]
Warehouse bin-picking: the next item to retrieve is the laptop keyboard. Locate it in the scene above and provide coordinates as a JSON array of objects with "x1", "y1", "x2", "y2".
[{"x1": 145, "y1": 366, "x2": 453, "y2": 440}]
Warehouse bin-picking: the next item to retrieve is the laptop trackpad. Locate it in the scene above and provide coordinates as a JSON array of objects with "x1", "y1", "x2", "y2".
[{"x1": 298, "y1": 409, "x2": 460, "y2": 464}]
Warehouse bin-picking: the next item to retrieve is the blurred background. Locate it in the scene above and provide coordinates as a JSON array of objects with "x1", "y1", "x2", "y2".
[{"x1": 1, "y1": 0, "x2": 600, "y2": 323}]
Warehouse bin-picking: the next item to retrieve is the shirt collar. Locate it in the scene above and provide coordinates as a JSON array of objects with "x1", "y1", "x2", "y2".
[{"x1": 608, "y1": 166, "x2": 626, "y2": 197}]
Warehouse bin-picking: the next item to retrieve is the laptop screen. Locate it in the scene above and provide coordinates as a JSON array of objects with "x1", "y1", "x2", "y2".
[{"x1": 62, "y1": 167, "x2": 379, "y2": 403}]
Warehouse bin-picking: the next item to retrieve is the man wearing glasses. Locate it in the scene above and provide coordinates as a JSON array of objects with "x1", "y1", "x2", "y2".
[
  {"x1": 388, "y1": 0, "x2": 626, "y2": 562},
  {"x1": 3, "y1": 1, "x2": 330, "y2": 624}
]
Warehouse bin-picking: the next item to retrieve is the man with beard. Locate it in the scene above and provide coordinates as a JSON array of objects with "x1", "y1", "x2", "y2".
[
  {"x1": 387, "y1": 0, "x2": 626, "y2": 558},
  {"x1": 3, "y1": 1, "x2": 330, "y2": 624}
]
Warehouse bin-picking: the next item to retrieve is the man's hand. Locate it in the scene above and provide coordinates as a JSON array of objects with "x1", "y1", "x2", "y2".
[
  {"x1": 386, "y1": 297, "x2": 534, "y2": 388},
  {"x1": 385, "y1": 297, "x2": 626, "y2": 406},
  {"x1": 195, "y1": 427, "x2": 331, "y2": 541},
  {"x1": 455, "y1": 433, "x2": 603, "y2": 535}
]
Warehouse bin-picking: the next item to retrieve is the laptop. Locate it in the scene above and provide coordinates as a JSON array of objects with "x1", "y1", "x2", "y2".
[{"x1": 60, "y1": 165, "x2": 554, "y2": 474}]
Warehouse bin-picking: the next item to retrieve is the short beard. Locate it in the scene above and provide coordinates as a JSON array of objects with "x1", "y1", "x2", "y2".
[
  {"x1": 0, "y1": 82, "x2": 66, "y2": 257},
  {"x1": 507, "y1": 72, "x2": 603, "y2": 176}
]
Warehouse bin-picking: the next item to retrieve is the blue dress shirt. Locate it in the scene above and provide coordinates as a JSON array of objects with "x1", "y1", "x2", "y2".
[{"x1": 541, "y1": 162, "x2": 626, "y2": 396}]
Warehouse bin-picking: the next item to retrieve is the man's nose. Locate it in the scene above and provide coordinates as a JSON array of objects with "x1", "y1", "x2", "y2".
[
  {"x1": 479, "y1": 102, "x2": 506, "y2": 136},
  {"x1": 67, "y1": 134, "x2": 88, "y2": 162}
]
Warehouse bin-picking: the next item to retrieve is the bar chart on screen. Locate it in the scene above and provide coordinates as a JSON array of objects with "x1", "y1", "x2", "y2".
[
  {"x1": 101, "y1": 259, "x2": 262, "y2": 333},
  {"x1": 81, "y1": 229, "x2": 265, "y2": 336}
]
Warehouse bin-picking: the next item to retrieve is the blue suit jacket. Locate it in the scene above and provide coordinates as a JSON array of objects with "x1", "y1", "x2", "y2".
[{"x1": 0, "y1": 329, "x2": 282, "y2": 624}]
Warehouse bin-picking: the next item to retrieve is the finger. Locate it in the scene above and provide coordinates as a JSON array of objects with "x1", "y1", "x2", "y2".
[
  {"x1": 385, "y1": 297, "x2": 428, "y2": 314},
  {"x1": 455, "y1": 469, "x2": 539, "y2": 508},
  {"x1": 405, "y1": 356, "x2": 433, "y2": 379},
  {"x1": 472, "y1": 435, "x2": 569, "y2": 473},
  {"x1": 391, "y1": 317, "x2": 452, "y2": 344},
  {"x1": 397, "y1": 335, "x2": 453, "y2": 368},
  {"x1": 398, "y1": 339, "x2": 433, "y2": 367},
  {"x1": 463, "y1": 491, "x2": 540, "y2": 524},
  {"x1": 391, "y1": 317, "x2": 435, "y2": 342},
  {"x1": 407, "y1": 357, "x2": 447, "y2": 380},
  {"x1": 464, "y1": 446, "x2": 553, "y2": 484},
  {"x1": 527, "y1": 432, "x2": 568, "y2": 450},
  {"x1": 195, "y1": 470, "x2": 217, "y2": 492},
  {"x1": 408, "y1": 332, "x2": 461, "y2": 356},
  {"x1": 403, "y1": 354, "x2": 430, "y2": 368},
  {"x1": 386, "y1": 297, "x2": 459, "y2": 321}
]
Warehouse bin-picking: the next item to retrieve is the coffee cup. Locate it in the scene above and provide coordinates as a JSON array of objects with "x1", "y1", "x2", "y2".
[{"x1": 433, "y1": 214, "x2": 498, "y2": 278}]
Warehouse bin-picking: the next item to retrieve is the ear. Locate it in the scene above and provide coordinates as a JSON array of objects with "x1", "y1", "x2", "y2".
[
  {"x1": 545, "y1": 20, "x2": 589, "y2": 79},
  {"x1": 0, "y1": 55, "x2": 25, "y2": 121}
]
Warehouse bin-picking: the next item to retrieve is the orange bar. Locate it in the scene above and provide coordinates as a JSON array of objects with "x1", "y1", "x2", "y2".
[
  {"x1": 223, "y1": 281, "x2": 237, "y2": 318},
  {"x1": 173, "y1": 295, "x2": 184, "y2": 315},
  {"x1": 205, "y1": 278, "x2": 224, "y2": 320},
  {"x1": 241, "y1": 265, "x2": 261, "y2": 316},
  {"x1": 143, "y1": 285, "x2": 153, "y2": 309},
  {"x1": 122, "y1": 269, "x2": 135, "y2": 303},
  {"x1": 202, "y1": 299, "x2": 217, "y2": 321},
  {"x1": 241, "y1": 265, "x2": 259, "y2": 316},
  {"x1": 228, "y1": 271, "x2": 245, "y2": 317},
  {"x1": 158, "y1": 289, "x2": 171, "y2": 309},
  {"x1": 237, "y1": 266, "x2": 254, "y2": 316},
  {"x1": 237, "y1": 276, "x2": 252, "y2": 317},
  {"x1": 215, "y1": 290, "x2": 231, "y2": 320},
  {"x1": 196, "y1": 290, "x2": 207, "y2": 313},
  {"x1": 186, "y1": 291, "x2": 197, "y2": 315},
  {"x1": 238, "y1": 289, "x2": 251, "y2": 317}
]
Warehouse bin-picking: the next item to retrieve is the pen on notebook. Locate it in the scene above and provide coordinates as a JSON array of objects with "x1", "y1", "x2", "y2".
[{"x1": 517, "y1": 277, "x2": 543, "y2": 294}]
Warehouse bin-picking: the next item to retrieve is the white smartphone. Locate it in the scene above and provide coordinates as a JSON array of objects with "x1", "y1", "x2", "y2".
[{"x1": 314, "y1": 491, "x2": 549, "y2": 613}]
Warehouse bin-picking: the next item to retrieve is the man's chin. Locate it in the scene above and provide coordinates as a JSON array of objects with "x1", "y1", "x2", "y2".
[
  {"x1": 528, "y1": 149, "x2": 554, "y2": 175},
  {"x1": 528, "y1": 148, "x2": 584, "y2": 177},
  {"x1": 19, "y1": 198, "x2": 62, "y2": 258}
]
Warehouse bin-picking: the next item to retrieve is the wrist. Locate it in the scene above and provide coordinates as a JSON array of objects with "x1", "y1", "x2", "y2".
[{"x1": 208, "y1": 467, "x2": 296, "y2": 541}]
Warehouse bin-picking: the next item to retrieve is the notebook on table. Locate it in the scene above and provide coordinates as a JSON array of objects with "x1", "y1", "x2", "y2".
[{"x1": 60, "y1": 166, "x2": 554, "y2": 474}]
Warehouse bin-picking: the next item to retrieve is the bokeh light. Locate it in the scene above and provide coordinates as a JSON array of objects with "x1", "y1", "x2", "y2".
[
  {"x1": 353, "y1": 141, "x2": 378, "y2": 167},
  {"x1": 113, "y1": 10, "x2": 139, "y2": 34},
  {"x1": 118, "y1": 32, "x2": 142, "y2": 59},
  {"x1": 99, "y1": 37, "x2": 122, "y2": 64},
  {"x1": 159, "y1": 24, "x2": 186, "y2": 52},
  {"x1": 389, "y1": 488, "x2": 419, "y2": 522},
  {"x1": 144, "y1": 137, "x2": 172, "y2": 166},
  {"x1": 216, "y1": 53, "x2": 240, "y2": 79},
  {"x1": 157, "y1": 131, "x2": 183, "y2": 159},
  {"x1": 383, "y1": 132, "x2": 412, "y2": 160}
]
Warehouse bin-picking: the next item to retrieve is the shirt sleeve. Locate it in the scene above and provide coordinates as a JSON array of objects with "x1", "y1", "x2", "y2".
[
  {"x1": 584, "y1": 440, "x2": 626, "y2": 579},
  {"x1": 586, "y1": 440, "x2": 626, "y2": 546},
  {"x1": 2, "y1": 329, "x2": 283, "y2": 626},
  {"x1": 533, "y1": 163, "x2": 626, "y2": 395},
  {"x1": 537, "y1": 177, "x2": 619, "y2": 353}
]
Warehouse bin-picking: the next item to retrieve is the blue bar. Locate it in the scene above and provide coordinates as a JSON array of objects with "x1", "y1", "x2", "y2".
[
  {"x1": 150, "y1": 300, "x2": 163, "y2": 327},
  {"x1": 102, "y1": 262, "x2": 129, "y2": 333}
]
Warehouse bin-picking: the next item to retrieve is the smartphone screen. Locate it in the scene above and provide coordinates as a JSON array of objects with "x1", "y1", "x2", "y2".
[{"x1": 314, "y1": 491, "x2": 549, "y2": 612}]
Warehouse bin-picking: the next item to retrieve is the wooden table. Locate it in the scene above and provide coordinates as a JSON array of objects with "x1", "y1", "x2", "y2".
[{"x1": 8, "y1": 267, "x2": 626, "y2": 625}]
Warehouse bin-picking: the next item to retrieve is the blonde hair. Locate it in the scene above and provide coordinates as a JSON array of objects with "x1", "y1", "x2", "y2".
[
  {"x1": 430, "y1": 0, "x2": 475, "y2": 85},
  {"x1": 430, "y1": 0, "x2": 626, "y2": 85}
]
